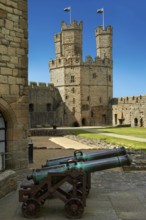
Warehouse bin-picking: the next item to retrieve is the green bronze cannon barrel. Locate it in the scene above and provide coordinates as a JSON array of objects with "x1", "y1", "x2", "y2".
[
  {"x1": 28, "y1": 155, "x2": 131, "y2": 184},
  {"x1": 42, "y1": 147, "x2": 127, "y2": 167}
]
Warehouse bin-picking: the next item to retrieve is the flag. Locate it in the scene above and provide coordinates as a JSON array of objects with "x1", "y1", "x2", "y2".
[
  {"x1": 64, "y1": 7, "x2": 71, "y2": 12},
  {"x1": 97, "y1": 8, "x2": 104, "y2": 13}
]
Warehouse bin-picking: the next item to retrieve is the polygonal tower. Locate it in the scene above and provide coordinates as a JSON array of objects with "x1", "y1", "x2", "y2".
[
  {"x1": 95, "y1": 26, "x2": 113, "y2": 60},
  {"x1": 54, "y1": 20, "x2": 83, "y2": 59},
  {"x1": 49, "y1": 21, "x2": 113, "y2": 126},
  {"x1": 50, "y1": 21, "x2": 83, "y2": 126}
]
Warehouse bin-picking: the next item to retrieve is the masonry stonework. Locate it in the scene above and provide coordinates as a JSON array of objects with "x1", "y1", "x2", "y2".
[
  {"x1": 0, "y1": 0, "x2": 28, "y2": 169},
  {"x1": 112, "y1": 95, "x2": 146, "y2": 127},
  {"x1": 28, "y1": 82, "x2": 62, "y2": 128},
  {"x1": 28, "y1": 20, "x2": 146, "y2": 128},
  {"x1": 49, "y1": 21, "x2": 113, "y2": 126}
]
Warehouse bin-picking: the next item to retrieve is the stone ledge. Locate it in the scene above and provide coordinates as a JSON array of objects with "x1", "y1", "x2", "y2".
[{"x1": 0, "y1": 170, "x2": 17, "y2": 199}]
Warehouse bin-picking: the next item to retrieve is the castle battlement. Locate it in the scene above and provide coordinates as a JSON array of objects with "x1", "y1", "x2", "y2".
[
  {"x1": 49, "y1": 56, "x2": 82, "y2": 69},
  {"x1": 113, "y1": 95, "x2": 146, "y2": 105},
  {"x1": 28, "y1": 81, "x2": 54, "y2": 89},
  {"x1": 49, "y1": 55, "x2": 112, "y2": 69},
  {"x1": 54, "y1": 32, "x2": 61, "y2": 42},
  {"x1": 95, "y1": 25, "x2": 112, "y2": 35},
  {"x1": 61, "y1": 20, "x2": 83, "y2": 31}
]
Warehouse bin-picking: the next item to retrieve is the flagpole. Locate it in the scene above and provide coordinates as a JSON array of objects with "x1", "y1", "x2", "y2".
[
  {"x1": 70, "y1": 7, "x2": 71, "y2": 24},
  {"x1": 103, "y1": 8, "x2": 105, "y2": 30},
  {"x1": 97, "y1": 8, "x2": 105, "y2": 30}
]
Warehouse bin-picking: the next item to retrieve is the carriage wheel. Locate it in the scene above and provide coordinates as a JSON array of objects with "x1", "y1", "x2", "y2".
[
  {"x1": 64, "y1": 198, "x2": 84, "y2": 218},
  {"x1": 22, "y1": 199, "x2": 41, "y2": 218}
]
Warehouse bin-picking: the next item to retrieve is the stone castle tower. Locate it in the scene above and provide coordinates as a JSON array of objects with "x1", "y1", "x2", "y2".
[{"x1": 49, "y1": 21, "x2": 113, "y2": 126}]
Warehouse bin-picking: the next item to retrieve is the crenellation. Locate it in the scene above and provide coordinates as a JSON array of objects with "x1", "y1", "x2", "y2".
[
  {"x1": 54, "y1": 33, "x2": 61, "y2": 42},
  {"x1": 113, "y1": 95, "x2": 146, "y2": 104},
  {"x1": 28, "y1": 81, "x2": 55, "y2": 89},
  {"x1": 61, "y1": 20, "x2": 83, "y2": 31},
  {"x1": 95, "y1": 25, "x2": 112, "y2": 35}
]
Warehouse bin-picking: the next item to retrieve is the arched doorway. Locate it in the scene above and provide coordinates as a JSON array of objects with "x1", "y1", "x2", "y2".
[
  {"x1": 140, "y1": 118, "x2": 143, "y2": 127},
  {"x1": 82, "y1": 118, "x2": 86, "y2": 126},
  {"x1": 0, "y1": 112, "x2": 6, "y2": 170},
  {"x1": 134, "y1": 118, "x2": 138, "y2": 127}
]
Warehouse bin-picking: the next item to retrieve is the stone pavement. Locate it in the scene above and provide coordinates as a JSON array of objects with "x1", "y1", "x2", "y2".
[{"x1": 0, "y1": 136, "x2": 146, "y2": 220}]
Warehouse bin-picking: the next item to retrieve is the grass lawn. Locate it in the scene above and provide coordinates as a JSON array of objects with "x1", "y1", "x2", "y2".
[
  {"x1": 69, "y1": 128, "x2": 146, "y2": 150},
  {"x1": 96, "y1": 127, "x2": 146, "y2": 138}
]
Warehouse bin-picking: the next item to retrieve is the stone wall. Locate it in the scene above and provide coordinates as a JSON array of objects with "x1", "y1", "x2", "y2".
[
  {"x1": 0, "y1": 0, "x2": 28, "y2": 169},
  {"x1": 112, "y1": 95, "x2": 146, "y2": 127},
  {"x1": 0, "y1": 170, "x2": 17, "y2": 199},
  {"x1": 28, "y1": 82, "x2": 63, "y2": 127}
]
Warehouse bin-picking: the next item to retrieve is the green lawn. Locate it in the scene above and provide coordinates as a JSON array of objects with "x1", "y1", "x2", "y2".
[
  {"x1": 96, "y1": 127, "x2": 146, "y2": 138},
  {"x1": 69, "y1": 128, "x2": 146, "y2": 150}
]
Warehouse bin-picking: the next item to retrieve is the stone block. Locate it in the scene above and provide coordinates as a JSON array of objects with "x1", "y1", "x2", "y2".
[
  {"x1": 10, "y1": 84, "x2": 19, "y2": 95},
  {"x1": 8, "y1": 47, "x2": 16, "y2": 56},
  {"x1": 0, "y1": 75, "x2": 8, "y2": 83},
  {"x1": 0, "y1": 3, "x2": 6, "y2": 11},
  {"x1": 16, "y1": 48, "x2": 25, "y2": 55},
  {"x1": 0, "y1": 45, "x2": 8, "y2": 54},
  {"x1": 1, "y1": 67, "x2": 12, "y2": 75},
  {"x1": 0, "y1": 84, "x2": 10, "y2": 94},
  {"x1": 0, "y1": 19, "x2": 4, "y2": 27},
  {"x1": 2, "y1": 27, "x2": 10, "y2": 35},
  {"x1": 0, "y1": 170, "x2": 17, "y2": 199},
  {"x1": 1, "y1": 55, "x2": 10, "y2": 61},
  {"x1": 5, "y1": 19, "x2": 13, "y2": 30},
  {"x1": 1, "y1": 39, "x2": 9, "y2": 46},
  {"x1": 6, "y1": 0, "x2": 17, "y2": 8},
  {"x1": 8, "y1": 76, "x2": 16, "y2": 84},
  {"x1": 10, "y1": 56, "x2": 18, "y2": 64},
  {"x1": 18, "y1": 0, "x2": 27, "y2": 12}
]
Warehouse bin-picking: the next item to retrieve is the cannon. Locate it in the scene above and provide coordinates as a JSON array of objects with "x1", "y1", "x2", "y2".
[
  {"x1": 19, "y1": 155, "x2": 131, "y2": 219},
  {"x1": 42, "y1": 147, "x2": 127, "y2": 167},
  {"x1": 42, "y1": 147, "x2": 127, "y2": 195}
]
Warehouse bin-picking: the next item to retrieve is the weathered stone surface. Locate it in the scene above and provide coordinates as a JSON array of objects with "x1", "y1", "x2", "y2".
[
  {"x1": 0, "y1": 170, "x2": 17, "y2": 199},
  {"x1": 49, "y1": 21, "x2": 113, "y2": 126},
  {"x1": 0, "y1": 0, "x2": 28, "y2": 170}
]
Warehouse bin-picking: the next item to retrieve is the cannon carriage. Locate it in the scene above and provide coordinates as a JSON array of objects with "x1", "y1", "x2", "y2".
[{"x1": 19, "y1": 148, "x2": 131, "y2": 218}]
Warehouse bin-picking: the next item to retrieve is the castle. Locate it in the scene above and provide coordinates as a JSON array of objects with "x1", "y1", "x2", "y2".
[
  {"x1": 29, "y1": 20, "x2": 146, "y2": 128},
  {"x1": 0, "y1": 0, "x2": 146, "y2": 173},
  {"x1": 29, "y1": 21, "x2": 113, "y2": 127}
]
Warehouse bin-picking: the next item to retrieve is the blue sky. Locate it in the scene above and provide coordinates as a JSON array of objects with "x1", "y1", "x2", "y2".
[{"x1": 28, "y1": 0, "x2": 146, "y2": 97}]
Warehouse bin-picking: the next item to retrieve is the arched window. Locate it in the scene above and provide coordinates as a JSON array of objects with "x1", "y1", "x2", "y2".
[
  {"x1": 72, "y1": 87, "x2": 75, "y2": 93},
  {"x1": 134, "y1": 118, "x2": 138, "y2": 127},
  {"x1": 140, "y1": 118, "x2": 143, "y2": 127},
  {"x1": 91, "y1": 111, "x2": 94, "y2": 118}
]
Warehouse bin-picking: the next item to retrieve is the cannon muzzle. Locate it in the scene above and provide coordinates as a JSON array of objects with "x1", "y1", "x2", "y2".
[{"x1": 42, "y1": 147, "x2": 127, "y2": 167}]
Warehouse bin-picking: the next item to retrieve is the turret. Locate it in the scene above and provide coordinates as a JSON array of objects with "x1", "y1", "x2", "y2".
[
  {"x1": 95, "y1": 25, "x2": 113, "y2": 60},
  {"x1": 54, "y1": 20, "x2": 83, "y2": 59}
]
